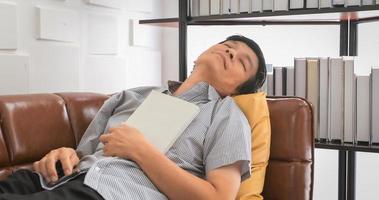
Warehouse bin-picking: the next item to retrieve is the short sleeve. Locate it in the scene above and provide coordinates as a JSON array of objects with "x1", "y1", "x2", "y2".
[{"x1": 203, "y1": 97, "x2": 252, "y2": 181}]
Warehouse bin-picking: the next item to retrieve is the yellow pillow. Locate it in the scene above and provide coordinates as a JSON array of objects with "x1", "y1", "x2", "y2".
[{"x1": 233, "y1": 92, "x2": 271, "y2": 200}]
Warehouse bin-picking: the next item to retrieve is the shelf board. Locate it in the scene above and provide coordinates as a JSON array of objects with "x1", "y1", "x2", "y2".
[
  {"x1": 139, "y1": 17, "x2": 178, "y2": 27},
  {"x1": 191, "y1": 5, "x2": 379, "y2": 22},
  {"x1": 139, "y1": 5, "x2": 379, "y2": 27},
  {"x1": 315, "y1": 141, "x2": 379, "y2": 153}
]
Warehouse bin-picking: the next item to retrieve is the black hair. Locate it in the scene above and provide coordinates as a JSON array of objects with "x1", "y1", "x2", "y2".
[{"x1": 221, "y1": 35, "x2": 267, "y2": 95}]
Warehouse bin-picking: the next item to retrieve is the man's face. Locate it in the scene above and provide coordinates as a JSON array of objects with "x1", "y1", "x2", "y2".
[{"x1": 194, "y1": 40, "x2": 259, "y2": 97}]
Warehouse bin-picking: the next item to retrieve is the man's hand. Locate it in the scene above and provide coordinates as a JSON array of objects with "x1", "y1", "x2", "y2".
[
  {"x1": 99, "y1": 124, "x2": 152, "y2": 160},
  {"x1": 33, "y1": 147, "x2": 79, "y2": 183}
]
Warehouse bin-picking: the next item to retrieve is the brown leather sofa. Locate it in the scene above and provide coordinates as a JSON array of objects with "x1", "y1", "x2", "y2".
[{"x1": 0, "y1": 93, "x2": 314, "y2": 200}]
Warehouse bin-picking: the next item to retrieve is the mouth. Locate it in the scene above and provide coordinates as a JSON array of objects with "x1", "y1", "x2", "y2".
[{"x1": 213, "y1": 51, "x2": 228, "y2": 70}]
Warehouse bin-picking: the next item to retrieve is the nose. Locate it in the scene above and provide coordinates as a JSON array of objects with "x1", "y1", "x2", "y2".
[{"x1": 225, "y1": 48, "x2": 237, "y2": 59}]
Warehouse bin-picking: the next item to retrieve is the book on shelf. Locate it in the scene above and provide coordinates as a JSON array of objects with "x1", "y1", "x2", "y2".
[
  {"x1": 221, "y1": 0, "x2": 230, "y2": 14},
  {"x1": 345, "y1": 0, "x2": 361, "y2": 7},
  {"x1": 332, "y1": 0, "x2": 345, "y2": 6},
  {"x1": 274, "y1": 66, "x2": 286, "y2": 96},
  {"x1": 328, "y1": 58, "x2": 344, "y2": 142},
  {"x1": 211, "y1": 0, "x2": 221, "y2": 15},
  {"x1": 200, "y1": 0, "x2": 210, "y2": 16},
  {"x1": 306, "y1": 58, "x2": 319, "y2": 139},
  {"x1": 267, "y1": 72, "x2": 274, "y2": 96},
  {"x1": 240, "y1": 0, "x2": 250, "y2": 13},
  {"x1": 295, "y1": 58, "x2": 307, "y2": 98},
  {"x1": 286, "y1": 66, "x2": 295, "y2": 96},
  {"x1": 263, "y1": 0, "x2": 273, "y2": 11},
  {"x1": 371, "y1": 67, "x2": 379, "y2": 144},
  {"x1": 362, "y1": 0, "x2": 375, "y2": 5},
  {"x1": 320, "y1": 0, "x2": 333, "y2": 8},
  {"x1": 356, "y1": 75, "x2": 371, "y2": 143},
  {"x1": 290, "y1": 0, "x2": 304, "y2": 9},
  {"x1": 306, "y1": 0, "x2": 319, "y2": 8},
  {"x1": 261, "y1": 64, "x2": 273, "y2": 94},
  {"x1": 230, "y1": 0, "x2": 239, "y2": 13},
  {"x1": 191, "y1": 0, "x2": 200, "y2": 16},
  {"x1": 274, "y1": 0, "x2": 289, "y2": 11},
  {"x1": 343, "y1": 57, "x2": 356, "y2": 143},
  {"x1": 251, "y1": 0, "x2": 262, "y2": 12},
  {"x1": 377, "y1": 0, "x2": 379, "y2": 4},
  {"x1": 319, "y1": 58, "x2": 329, "y2": 141}
]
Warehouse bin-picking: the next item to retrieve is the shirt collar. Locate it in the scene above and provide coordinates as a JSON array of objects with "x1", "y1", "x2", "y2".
[{"x1": 161, "y1": 80, "x2": 221, "y2": 103}]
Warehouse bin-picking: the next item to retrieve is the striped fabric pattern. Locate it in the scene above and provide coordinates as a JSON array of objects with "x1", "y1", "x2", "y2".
[{"x1": 38, "y1": 81, "x2": 251, "y2": 200}]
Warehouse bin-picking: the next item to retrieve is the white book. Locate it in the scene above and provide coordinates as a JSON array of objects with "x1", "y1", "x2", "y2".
[
  {"x1": 328, "y1": 58, "x2": 344, "y2": 142},
  {"x1": 372, "y1": 67, "x2": 379, "y2": 143},
  {"x1": 333, "y1": 0, "x2": 345, "y2": 6},
  {"x1": 274, "y1": 0, "x2": 289, "y2": 11},
  {"x1": 267, "y1": 73, "x2": 274, "y2": 96},
  {"x1": 200, "y1": 0, "x2": 210, "y2": 16},
  {"x1": 274, "y1": 67, "x2": 286, "y2": 96},
  {"x1": 251, "y1": 0, "x2": 262, "y2": 12},
  {"x1": 345, "y1": 0, "x2": 361, "y2": 6},
  {"x1": 362, "y1": 0, "x2": 375, "y2": 5},
  {"x1": 356, "y1": 76, "x2": 371, "y2": 143},
  {"x1": 222, "y1": 0, "x2": 230, "y2": 14},
  {"x1": 306, "y1": 58, "x2": 319, "y2": 140},
  {"x1": 211, "y1": 0, "x2": 221, "y2": 15},
  {"x1": 230, "y1": 0, "x2": 239, "y2": 13},
  {"x1": 286, "y1": 66, "x2": 295, "y2": 96},
  {"x1": 320, "y1": 0, "x2": 333, "y2": 8},
  {"x1": 377, "y1": 0, "x2": 379, "y2": 4},
  {"x1": 343, "y1": 57, "x2": 356, "y2": 143},
  {"x1": 191, "y1": 0, "x2": 200, "y2": 16},
  {"x1": 126, "y1": 90, "x2": 200, "y2": 153},
  {"x1": 290, "y1": 0, "x2": 304, "y2": 9},
  {"x1": 306, "y1": 0, "x2": 318, "y2": 8},
  {"x1": 263, "y1": 0, "x2": 273, "y2": 11},
  {"x1": 295, "y1": 58, "x2": 307, "y2": 98},
  {"x1": 319, "y1": 58, "x2": 329, "y2": 141},
  {"x1": 261, "y1": 64, "x2": 273, "y2": 93},
  {"x1": 240, "y1": 0, "x2": 250, "y2": 12}
]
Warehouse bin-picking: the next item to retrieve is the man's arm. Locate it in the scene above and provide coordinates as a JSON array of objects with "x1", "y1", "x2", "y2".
[
  {"x1": 134, "y1": 145, "x2": 243, "y2": 200},
  {"x1": 100, "y1": 124, "x2": 243, "y2": 200}
]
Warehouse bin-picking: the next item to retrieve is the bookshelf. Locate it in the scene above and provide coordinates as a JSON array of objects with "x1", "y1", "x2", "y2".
[{"x1": 140, "y1": 2, "x2": 379, "y2": 200}]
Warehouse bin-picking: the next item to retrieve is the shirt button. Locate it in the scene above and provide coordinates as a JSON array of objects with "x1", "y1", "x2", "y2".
[{"x1": 95, "y1": 167, "x2": 101, "y2": 171}]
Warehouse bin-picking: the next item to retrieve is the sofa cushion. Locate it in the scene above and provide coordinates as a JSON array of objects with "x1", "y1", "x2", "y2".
[
  {"x1": 55, "y1": 93, "x2": 109, "y2": 145},
  {"x1": 233, "y1": 92, "x2": 271, "y2": 200},
  {"x1": 0, "y1": 128, "x2": 10, "y2": 167},
  {"x1": 263, "y1": 97, "x2": 314, "y2": 200},
  {"x1": 0, "y1": 94, "x2": 76, "y2": 165}
]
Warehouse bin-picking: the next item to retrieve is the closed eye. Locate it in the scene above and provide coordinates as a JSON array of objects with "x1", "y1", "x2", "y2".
[
  {"x1": 239, "y1": 59, "x2": 247, "y2": 72},
  {"x1": 223, "y1": 43, "x2": 232, "y2": 48}
]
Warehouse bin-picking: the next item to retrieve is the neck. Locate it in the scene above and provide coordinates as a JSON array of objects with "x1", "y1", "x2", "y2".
[{"x1": 172, "y1": 70, "x2": 206, "y2": 96}]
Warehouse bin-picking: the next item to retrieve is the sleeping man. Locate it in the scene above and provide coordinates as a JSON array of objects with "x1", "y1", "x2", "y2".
[{"x1": 0, "y1": 35, "x2": 266, "y2": 200}]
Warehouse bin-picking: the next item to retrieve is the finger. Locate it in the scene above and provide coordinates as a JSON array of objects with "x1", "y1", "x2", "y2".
[
  {"x1": 103, "y1": 145, "x2": 112, "y2": 156},
  {"x1": 39, "y1": 158, "x2": 50, "y2": 182},
  {"x1": 70, "y1": 153, "x2": 80, "y2": 166},
  {"x1": 33, "y1": 161, "x2": 40, "y2": 172},
  {"x1": 70, "y1": 155, "x2": 80, "y2": 172},
  {"x1": 99, "y1": 134, "x2": 110, "y2": 143},
  {"x1": 46, "y1": 155, "x2": 58, "y2": 182},
  {"x1": 59, "y1": 152, "x2": 73, "y2": 176}
]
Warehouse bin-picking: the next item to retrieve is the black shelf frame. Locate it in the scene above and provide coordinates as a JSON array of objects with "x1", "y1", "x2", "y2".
[{"x1": 141, "y1": 2, "x2": 379, "y2": 200}]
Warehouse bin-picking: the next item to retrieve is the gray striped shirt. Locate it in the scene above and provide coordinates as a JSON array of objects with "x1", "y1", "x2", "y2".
[{"x1": 39, "y1": 81, "x2": 251, "y2": 200}]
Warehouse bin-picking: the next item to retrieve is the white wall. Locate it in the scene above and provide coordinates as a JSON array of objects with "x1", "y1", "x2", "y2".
[
  {"x1": 160, "y1": 1, "x2": 379, "y2": 200},
  {"x1": 0, "y1": 0, "x2": 163, "y2": 95}
]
